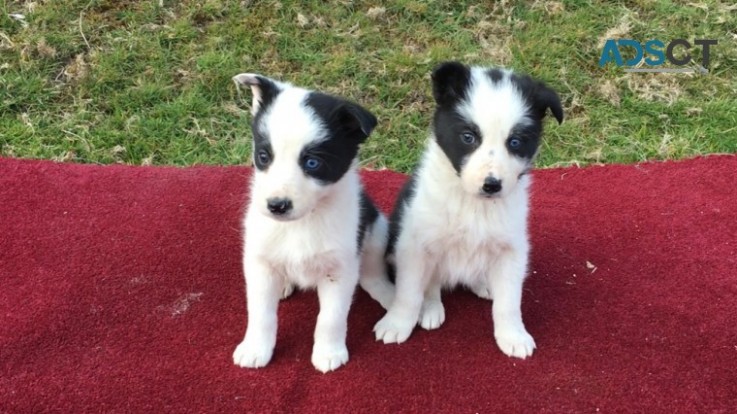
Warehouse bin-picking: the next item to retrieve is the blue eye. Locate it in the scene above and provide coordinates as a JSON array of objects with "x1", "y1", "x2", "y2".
[
  {"x1": 461, "y1": 132, "x2": 476, "y2": 145},
  {"x1": 256, "y1": 149, "x2": 271, "y2": 165},
  {"x1": 303, "y1": 157, "x2": 322, "y2": 171},
  {"x1": 508, "y1": 138, "x2": 522, "y2": 149}
]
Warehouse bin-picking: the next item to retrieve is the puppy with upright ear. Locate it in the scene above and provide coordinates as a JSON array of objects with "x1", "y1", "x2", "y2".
[
  {"x1": 375, "y1": 62, "x2": 563, "y2": 359},
  {"x1": 231, "y1": 73, "x2": 394, "y2": 373}
]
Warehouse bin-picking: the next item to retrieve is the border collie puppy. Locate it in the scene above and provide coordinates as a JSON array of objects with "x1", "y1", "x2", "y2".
[
  {"x1": 232, "y1": 73, "x2": 394, "y2": 373},
  {"x1": 374, "y1": 62, "x2": 563, "y2": 359}
]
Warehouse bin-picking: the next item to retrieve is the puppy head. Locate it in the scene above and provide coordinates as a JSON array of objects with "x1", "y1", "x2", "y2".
[
  {"x1": 431, "y1": 61, "x2": 563, "y2": 198},
  {"x1": 233, "y1": 73, "x2": 377, "y2": 221}
]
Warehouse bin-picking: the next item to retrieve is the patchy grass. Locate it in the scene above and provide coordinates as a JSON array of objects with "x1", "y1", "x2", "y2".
[{"x1": 1, "y1": 0, "x2": 735, "y2": 172}]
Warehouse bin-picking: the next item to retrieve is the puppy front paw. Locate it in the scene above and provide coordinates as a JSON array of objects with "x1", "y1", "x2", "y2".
[
  {"x1": 494, "y1": 327, "x2": 536, "y2": 359},
  {"x1": 233, "y1": 338, "x2": 274, "y2": 368},
  {"x1": 373, "y1": 313, "x2": 415, "y2": 344},
  {"x1": 418, "y1": 300, "x2": 445, "y2": 330},
  {"x1": 311, "y1": 343, "x2": 349, "y2": 373}
]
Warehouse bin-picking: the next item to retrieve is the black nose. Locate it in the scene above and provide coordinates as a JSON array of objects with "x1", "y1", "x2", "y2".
[
  {"x1": 266, "y1": 198, "x2": 293, "y2": 215},
  {"x1": 482, "y1": 177, "x2": 502, "y2": 195}
]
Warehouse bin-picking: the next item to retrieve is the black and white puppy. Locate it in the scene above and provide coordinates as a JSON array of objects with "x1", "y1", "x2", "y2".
[
  {"x1": 232, "y1": 73, "x2": 394, "y2": 372},
  {"x1": 374, "y1": 62, "x2": 563, "y2": 359}
]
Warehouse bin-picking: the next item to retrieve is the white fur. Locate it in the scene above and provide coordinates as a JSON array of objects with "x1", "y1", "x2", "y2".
[
  {"x1": 374, "y1": 68, "x2": 538, "y2": 359},
  {"x1": 232, "y1": 79, "x2": 393, "y2": 373}
]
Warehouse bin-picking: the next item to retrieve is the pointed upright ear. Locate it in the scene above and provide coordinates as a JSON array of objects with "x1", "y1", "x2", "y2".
[
  {"x1": 232, "y1": 73, "x2": 282, "y2": 115},
  {"x1": 535, "y1": 83, "x2": 564, "y2": 124},
  {"x1": 431, "y1": 61, "x2": 471, "y2": 107},
  {"x1": 333, "y1": 102, "x2": 378, "y2": 143}
]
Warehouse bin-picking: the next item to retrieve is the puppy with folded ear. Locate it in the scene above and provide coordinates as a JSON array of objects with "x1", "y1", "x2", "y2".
[
  {"x1": 374, "y1": 62, "x2": 563, "y2": 359},
  {"x1": 232, "y1": 73, "x2": 394, "y2": 373}
]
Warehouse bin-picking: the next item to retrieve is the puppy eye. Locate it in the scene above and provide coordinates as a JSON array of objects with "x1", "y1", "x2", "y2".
[
  {"x1": 508, "y1": 137, "x2": 522, "y2": 149},
  {"x1": 460, "y1": 132, "x2": 476, "y2": 145},
  {"x1": 303, "y1": 156, "x2": 322, "y2": 171},
  {"x1": 256, "y1": 149, "x2": 271, "y2": 165}
]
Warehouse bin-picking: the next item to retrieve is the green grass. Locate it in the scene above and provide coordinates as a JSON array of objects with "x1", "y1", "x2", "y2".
[{"x1": 1, "y1": 0, "x2": 736, "y2": 172}]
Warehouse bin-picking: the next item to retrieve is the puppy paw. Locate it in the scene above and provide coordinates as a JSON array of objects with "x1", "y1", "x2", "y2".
[
  {"x1": 495, "y1": 328, "x2": 536, "y2": 359},
  {"x1": 311, "y1": 343, "x2": 349, "y2": 373},
  {"x1": 418, "y1": 300, "x2": 445, "y2": 330},
  {"x1": 470, "y1": 282, "x2": 493, "y2": 301},
  {"x1": 233, "y1": 338, "x2": 274, "y2": 368},
  {"x1": 373, "y1": 313, "x2": 415, "y2": 344},
  {"x1": 281, "y1": 283, "x2": 295, "y2": 300}
]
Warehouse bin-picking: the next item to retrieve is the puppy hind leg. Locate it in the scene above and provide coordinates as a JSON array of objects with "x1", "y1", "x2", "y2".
[
  {"x1": 281, "y1": 276, "x2": 295, "y2": 300},
  {"x1": 359, "y1": 215, "x2": 395, "y2": 310},
  {"x1": 373, "y1": 247, "x2": 431, "y2": 344},
  {"x1": 469, "y1": 278, "x2": 493, "y2": 301},
  {"x1": 418, "y1": 278, "x2": 445, "y2": 330}
]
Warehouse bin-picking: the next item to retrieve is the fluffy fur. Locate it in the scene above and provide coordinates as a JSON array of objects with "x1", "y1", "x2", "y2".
[
  {"x1": 231, "y1": 73, "x2": 394, "y2": 373},
  {"x1": 374, "y1": 62, "x2": 563, "y2": 359}
]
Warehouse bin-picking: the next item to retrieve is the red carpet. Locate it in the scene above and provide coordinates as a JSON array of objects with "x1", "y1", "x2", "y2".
[{"x1": 1, "y1": 155, "x2": 736, "y2": 412}]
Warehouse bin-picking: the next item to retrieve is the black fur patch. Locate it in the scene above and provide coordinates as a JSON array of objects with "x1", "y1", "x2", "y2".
[
  {"x1": 507, "y1": 123, "x2": 542, "y2": 160},
  {"x1": 251, "y1": 129, "x2": 273, "y2": 171},
  {"x1": 251, "y1": 85, "x2": 280, "y2": 172},
  {"x1": 357, "y1": 190, "x2": 379, "y2": 252},
  {"x1": 508, "y1": 73, "x2": 564, "y2": 124},
  {"x1": 431, "y1": 61, "x2": 482, "y2": 174},
  {"x1": 252, "y1": 76, "x2": 282, "y2": 114},
  {"x1": 486, "y1": 68, "x2": 504, "y2": 84},
  {"x1": 431, "y1": 61, "x2": 471, "y2": 108},
  {"x1": 385, "y1": 173, "x2": 419, "y2": 281},
  {"x1": 301, "y1": 92, "x2": 377, "y2": 183},
  {"x1": 433, "y1": 107, "x2": 482, "y2": 174},
  {"x1": 505, "y1": 73, "x2": 564, "y2": 161}
]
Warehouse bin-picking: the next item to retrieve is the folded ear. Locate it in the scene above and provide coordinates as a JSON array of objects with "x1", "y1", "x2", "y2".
[
  {"x1": 333, "y1": 102, "x2": 378, "y2": 143},
  {"x1": 232, "y1": 73, "x2": 282, "y2": 116},
  {"x1": 534, "y1": 82, "x2": 564, "y2": 124},
  {"x1": 431, "y1": 61, "x2": 471, "y2": 107}
]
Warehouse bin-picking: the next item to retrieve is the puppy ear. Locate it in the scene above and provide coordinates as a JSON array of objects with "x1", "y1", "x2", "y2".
[
  {"x1": 334, "y1": 102, "x2": 377, "y2": 143},
  {"x1": 431, "y1": 61, "x2": 471, "y2": 107},
  {"x1": 232, "y1": 73, "x2": 282, "y2": 115},
  {"x1": 535, "y1": 82, "x2": 564, "y2": 124}
]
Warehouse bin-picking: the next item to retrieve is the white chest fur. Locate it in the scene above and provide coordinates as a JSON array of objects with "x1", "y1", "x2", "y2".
[
  {"x1": 401, "y1": 142, "x2": 530, "y2": 286},
  {"x1": 243, "y1": 174, "x2": 360, "y2": 288}
]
